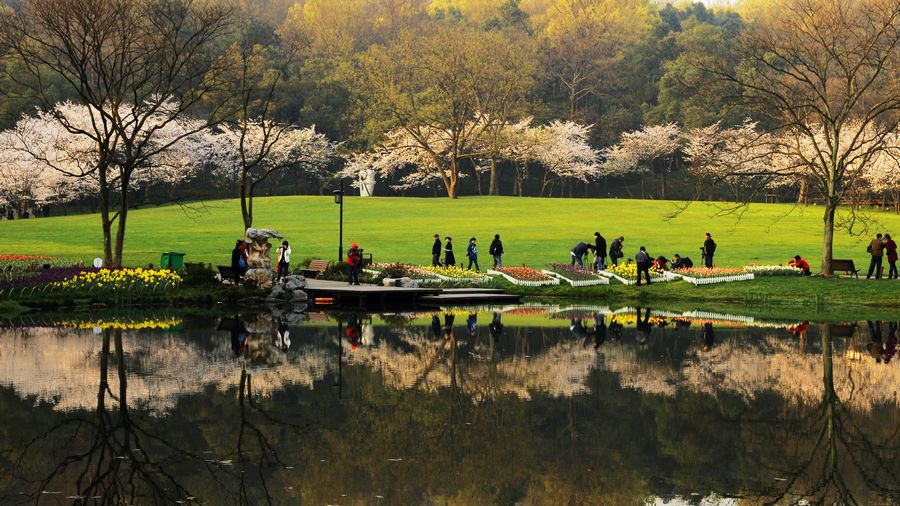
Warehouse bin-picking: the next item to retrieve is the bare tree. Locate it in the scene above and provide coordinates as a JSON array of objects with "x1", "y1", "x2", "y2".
[
  {"x1": 0, "y1": 0, "x2": 233, "y2": 267},
  {"x1": 710, "y1": 0, "x2": 900, "y2": 275}
]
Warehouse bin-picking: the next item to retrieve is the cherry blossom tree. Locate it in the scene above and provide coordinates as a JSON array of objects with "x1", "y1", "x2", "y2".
[
  {"x1": 211, "y1": 121, "x2": 336, "y2": 228},
  {"x1": 601, "y1": 123, "x2": 682, "y2": 198},
  {"x1": 505, "y1": 120, "x2": 601, "y2": 197}
]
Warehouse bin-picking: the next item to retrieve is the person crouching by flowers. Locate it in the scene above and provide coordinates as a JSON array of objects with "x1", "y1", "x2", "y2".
[
  {"x1": 347, "y1": 242, "x2": 362, "y2": 285},
  {"x1": 787, "y1": 255, "x2": 811, "y2": 276},
  {"x1": 635, "y1": 246, "x2": 652, "y2": 285}
]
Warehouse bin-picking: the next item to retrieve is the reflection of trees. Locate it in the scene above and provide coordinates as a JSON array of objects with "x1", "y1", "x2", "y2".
[
  {"x1": 15, "y1": 329, "x2": 196, "y2": 502},
  {"x1": 745, "y1": 327, "x2": 900, "y2": 504}
]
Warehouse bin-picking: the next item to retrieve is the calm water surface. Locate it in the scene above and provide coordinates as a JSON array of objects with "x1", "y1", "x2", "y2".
[{"x1": 0, "y1": 305, "x2": 899, "y2": 505}]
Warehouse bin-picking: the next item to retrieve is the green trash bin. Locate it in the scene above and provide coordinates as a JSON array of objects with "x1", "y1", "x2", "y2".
[{"x1": 160, "y1": 252, "x2": 186, "y2": 271}]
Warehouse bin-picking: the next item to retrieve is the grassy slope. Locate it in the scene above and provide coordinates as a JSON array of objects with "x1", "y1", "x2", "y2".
[{"x1": 5, "y1": 196, "x2": 899, "y2": 270}]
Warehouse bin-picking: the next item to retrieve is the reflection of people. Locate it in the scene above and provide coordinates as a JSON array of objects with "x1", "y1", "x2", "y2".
[
  {"x1": 466, "y1": 312, "x2": 478, "y2": 338},
  {"x1": 635, "y1": 307, "x2": 651, "y2": 345},
  {"x1": 230, "y1": 318, "x2": 248, "y2": 356},
  {"x1": 275, "y1": 322, "x2": 290, "y2": 351},
  {"x1": 431, "y1": 315, "x2": 443, "y2": 340},
  {"x1": 443, "y1": 313, "x2": 456, "y2": 337},
  {"x1": 867, "y1": 321, "x2": 884, "y2": 363},
  {"x1": 489, "y1": 312, "x2": 504, "y2": 341},
  {"x1": 787, "y1": 321, "x2": 810, "y2": 343},
  {"x1": 570, "y1": 318, "x2": 591, "y2": 342},
  {"x1": 702, "y1": 322, "x2": 715, "y2": 352},
  {"x1": 884, "y1": 322, "x2": 897, "y2": 364},
  {"x1": 608, "y1": 320, "x2": 624, "y2": 343},
  {"x1": 593, "y1": 313, "x2": 607, "y2": 349},
  {"x1": 346, "y1": 315, "x2": 362, "y2": 350}
]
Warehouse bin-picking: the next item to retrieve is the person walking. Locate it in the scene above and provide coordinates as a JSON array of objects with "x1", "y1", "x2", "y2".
[
  {"x1": 635, "y1": 246, "x2": 652, "y2": 285},
  {"x1": 431, "y1": 234, "x2": 442, "y2": 266},
  {"x1": 702, "y1": 232, "x2": 717, "y2": 268},
  {"x1": 609, "y1": 236, "x2": 624, "y2": 266},
  {"x1": 593, "y1": 232, "x2": 607, "y2": 271},
  {"x1": 570, "y1": 241, "x2": 594, "y2": 267},
  {"x1": 866, "y1": 233, "x2": 886, "y2": 279},
  {"x1": 466, "y1": 237, "x2": 480, "y2": 271},
  {"x1": 230, "y1": 240, "x2": 246, "y2": 284},
  {"x1": 884, "y1": 233, "x2": 897, "y2": 279},
  {"x1": 347, "y1": 242, "x2": 362, "y2": 285},
  {"x1": 489, "y1": 234, "x2": 504, "y2": 268},
  {"x1": 444, "y1": 237, "x2": 456, "y2": 266},
  {"x1": 275, "y1": 240, "x2": 291, "y2": 281}
]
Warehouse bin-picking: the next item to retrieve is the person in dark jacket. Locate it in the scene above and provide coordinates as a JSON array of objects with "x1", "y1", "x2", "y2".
[
  {"x1": 593, "y1": 232, "x2": 607, "y2": 271},
  {"x1": 347, "y1": 242, "x2": 363, "y2": 285},
  {"x1": 444, "y1": 237, "x2": 456, "y2": 266},
  {"x1": 466, "y1": 237, "x2": 480, "y2": 271},
  {"x1": 570, "y1": 241, "x2": 594, "y2": 267},
  {"x1": 489, "y1": 234, "x2": 504, "y2": 268},
  {"x1": 702, "y1": 233, "x2": 717, "y2": 268},
  {"x1": 231, "y1": 240, "x2": 246, "y2": 284},
  {"x1": 432, "y1": 234, "x2": 442, "y2": 266},
  {"x1": 885, "y1": 233, "x2": 898, "y2": 279},
  {"x1": 635, "y1": 246, "x2": 652, "y2": 285},
  {"x1": 609, "y1": 236, "x2": 624, "y2": 266},
  {"x1": 671, "y1": 254, "x2": 693, "y2": 270},
  {"x1": 866, "y1": 233, "x2": 885, "y2": 279}
]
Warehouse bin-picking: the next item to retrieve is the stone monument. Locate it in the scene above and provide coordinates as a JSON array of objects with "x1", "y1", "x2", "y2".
[{"x1": 242, "y1": 227, "x2": 282, "y2": 289}]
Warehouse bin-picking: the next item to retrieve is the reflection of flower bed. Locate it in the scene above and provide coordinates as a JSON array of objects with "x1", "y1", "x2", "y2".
[
  {"x1": 489, "y1": 267, "x2": 558, "y2": 286},
  {"x1": 54, "y1": 317, "x2": 183, "y2": 330},
  {"x1": 744, "y1": 265, "x2": 803, "y2": 276},
  {"x1": 672, "y1": 267, "x2": 754, "y2": 285},
  {"x1": 51, "y1": 268, "x2": 183, "y2": 292},
  {"x1": 544, "y1": 264, "x2": 609, "y2": 286}
]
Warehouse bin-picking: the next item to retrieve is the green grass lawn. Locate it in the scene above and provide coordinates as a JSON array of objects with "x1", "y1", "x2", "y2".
[{"x1": 4, "y1": 196, "x2": 899, "y2": 272}]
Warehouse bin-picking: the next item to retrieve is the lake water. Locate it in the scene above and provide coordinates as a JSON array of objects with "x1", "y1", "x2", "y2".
[{"x1": 1, "y1": 305, "x2": 899, "y2": 505}]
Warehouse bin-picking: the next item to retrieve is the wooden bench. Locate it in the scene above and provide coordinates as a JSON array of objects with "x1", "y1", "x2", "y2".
[
  {"x1": 832, "y1": 259, "x2": 859, "y2": 278},
  {"x1": 301, "y1": 259, "x2": 330, "y2": 278},
  {"x1": 217, "y1": 265, "x2": 237, "y2": 282}
]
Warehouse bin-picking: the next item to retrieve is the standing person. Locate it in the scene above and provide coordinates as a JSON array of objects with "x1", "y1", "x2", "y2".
[
  {"x1": 275, "y1": 240, "x2": 291, "y2": 281},
  {"x1": 608, "y1": 236, "x2": 624, "y2": 266},
  {"x1": 635, "y1": 246, "x2": 652, "y2": 285},
  {"x1": 866, "y1": 233, "x2": 885, "y2": 279},
  {"x1": 431, "y1": 234, "x2": 442, "y2": 266},
  {"x1": 230, "y1": 240, "x2": 245, "y2": 284},
  {"x1": 347, "y1": 242, "x2": 362, "y2": 285},
  {"x1": 466, "y1": 237, "x2": 480, "y2": 271},
  {"x1": 884, "y1": 233, "x2": 897, "y2": 279},
  {"x1": 593, "y1": 232, "x2": 607, "y2": 271},
  {"x1": 444, "y1": 237, "x2": 456, "y2": 266},
  {"x1": 570, "y1": 241, "x2": 594, "y2": 267},
  {"x1": 489, "y1": 234, "x2": 504, "y2": 268},
  {"x1": 702, "y1": 233, "x2": 717, "y2": 268}
]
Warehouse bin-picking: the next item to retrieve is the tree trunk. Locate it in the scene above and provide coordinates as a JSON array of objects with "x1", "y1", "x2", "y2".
[
  {"x1": 98, "y1": 167, "x2": 114, "y2": 267},
  {"x1": 240, "y1": 168, "x2": 252, "y2": 229},
  {"x1": 489, "y1": 159, "x2": 500, "y2": 196},
  {"x1": 820, "y1": 202, "x2": 837, "y2": 276},
  {"x1": 797, "y1": 178, "x2": 808, "y2": 205}
]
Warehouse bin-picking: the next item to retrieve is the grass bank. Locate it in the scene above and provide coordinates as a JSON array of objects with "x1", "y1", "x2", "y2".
[{"x1": 3, "y1": 196, "x2": 899, "y2": 270}]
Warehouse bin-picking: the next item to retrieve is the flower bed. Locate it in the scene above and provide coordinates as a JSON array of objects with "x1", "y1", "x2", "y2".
[
  {"x1": 0, "y1": 255, "x2": 71, "y2": 274},
  {"x1": 488, "y1": 267, "x2": 559, "y2": 287},
  {"x1": 51, "y1": 268, "x2": 183, "y2": 293},
  {"x1": 671, "y1": 267, "x2": 754, "y2": 285},
  {"x1": 365, "y1": 263, "x2": 443, "y2": 282},
  {"x1": 744, "y1": 264, "x2": 803, "y2": 276},
  {"x1": 601, "y1": 263, "x2": 676, "y2": 286},
  {"x1": 543, "y1": 264, "x2": 609, "y2": 286}
]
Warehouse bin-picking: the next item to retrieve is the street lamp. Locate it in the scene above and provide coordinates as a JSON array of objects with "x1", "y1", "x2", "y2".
[{"x1": 332, "y1": 180, "x2": 344, "y2": 263}]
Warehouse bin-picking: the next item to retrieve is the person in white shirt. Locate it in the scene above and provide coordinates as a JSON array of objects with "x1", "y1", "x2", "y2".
[{"x1": 275, "y1": 240, "x2": 291, "y2": 280}]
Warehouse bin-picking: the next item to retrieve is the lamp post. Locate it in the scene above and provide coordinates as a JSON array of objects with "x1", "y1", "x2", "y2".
[{"x1": 332, "y1": 180, "x2": 344, "y2": 263}]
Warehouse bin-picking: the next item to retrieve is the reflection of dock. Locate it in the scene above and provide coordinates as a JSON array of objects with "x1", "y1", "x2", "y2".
[{"x1": 305, "y1": 279, "x2": 520, "y2": 309}]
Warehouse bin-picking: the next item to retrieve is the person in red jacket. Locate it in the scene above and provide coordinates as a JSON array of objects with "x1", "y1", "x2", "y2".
[
  {"x1": 347, "y1": 242, "x2": 362, "y2": 285},
  {"x1": 788, "y1": 255, "x2": 811, "y2": 275},
  {"x1": 884, "y1": 233, "x2": 898, "y2": 279}
]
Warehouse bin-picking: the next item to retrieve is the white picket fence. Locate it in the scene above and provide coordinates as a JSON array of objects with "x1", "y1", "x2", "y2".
[
  {"x1": 487, "y1": 269, "x2": 560, "y2": 287},
  {"x1": 541, "y1": 270, "x2": 609, "y2": 286},
  {"x1": 670, "y1": 272, "x2": 755, "y2": 285},
  {"x1": 597, "y1": 270, "x2": 679, "y2": 286}
]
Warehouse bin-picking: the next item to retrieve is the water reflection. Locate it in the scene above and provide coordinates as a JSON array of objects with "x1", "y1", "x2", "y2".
[{"x1": 0, "y1": 306, "x2": 898, "y2": 503}]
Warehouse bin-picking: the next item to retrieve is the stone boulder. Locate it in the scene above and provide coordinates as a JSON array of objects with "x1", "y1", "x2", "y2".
[
  {"x1": 244, "y1": 268, "x2": 276, "y2": 289},
  {"x1": 283, "y1": 275, "x2": 307, "y2": 291},
  {"x1": 244, "y1": 227, "x2": 283, "y2": 269}
]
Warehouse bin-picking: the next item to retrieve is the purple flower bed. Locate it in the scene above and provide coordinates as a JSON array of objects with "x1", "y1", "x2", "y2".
[
  {"x1": 0, "y1": 267, "x2": 98, "y2": 289},
  {"x1": 546, "y1": 263, "x2": 601, "y2": 281}
]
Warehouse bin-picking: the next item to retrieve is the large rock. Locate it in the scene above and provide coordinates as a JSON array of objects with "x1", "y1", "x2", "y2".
[
  {"x1": 244, "y1": 268, "x2": 276, "y2": 289},
  {"x1": 244, "y1": 227, "x2": 283, "y2": 269},
  {"x1": 283, "y1": 275, "x2": 307, "y2": 291}
]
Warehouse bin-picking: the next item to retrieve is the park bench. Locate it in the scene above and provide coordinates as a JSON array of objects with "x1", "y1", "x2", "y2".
[
  {"x1": 831, "y1": 259, "x2": 859, "y2": 278},
  {"x1": 217, "y1": 265, "x2": 237, "y2": 282},
  {"x1": 301, "y1": 259, "x2": 330, "y2": 278}
]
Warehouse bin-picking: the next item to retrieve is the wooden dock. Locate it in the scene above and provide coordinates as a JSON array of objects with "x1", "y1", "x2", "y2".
[{"x1": 305, "y1": 279, "x2": 520, "y2": 309}]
